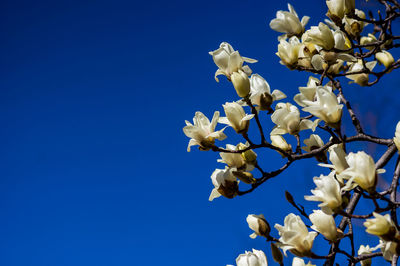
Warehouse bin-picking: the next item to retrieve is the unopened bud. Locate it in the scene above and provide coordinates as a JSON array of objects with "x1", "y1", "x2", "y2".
[
  {"x1": 285, "y1": 191, "x2": 295, "y2": 204},
  {"x1": 231, "y1": 70, "x2": 250, "y2": 98}
]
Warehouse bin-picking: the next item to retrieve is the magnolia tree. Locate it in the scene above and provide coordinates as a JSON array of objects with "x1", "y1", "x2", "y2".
[{"x1": 183, "y1": 0, "x2": 400, "y2": 265}]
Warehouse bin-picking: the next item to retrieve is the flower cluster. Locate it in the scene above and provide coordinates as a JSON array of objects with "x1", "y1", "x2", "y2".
[{"x1": 182, "y1": 0, "x2": 400, "y2": 264}]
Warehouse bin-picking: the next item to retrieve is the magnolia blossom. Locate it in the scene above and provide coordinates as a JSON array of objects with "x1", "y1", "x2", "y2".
[
  {"x1": 294, "y1": 76, "x2": 320, "y2": 107},
  {"x1": 277, "y1": 36, "x2": 302, "y2": 68},
  {"x1": 305, "y1": 172, "x2": 343, "y2": 214},
  {"x1": 309, "y1": 210, "x2": 339, "y2": 242},
  {"x1": 394, "y1": 121, "x2": 400, "y2": 153},
  {"x1": 344, "y1": 9, "x2": 366, "y2": 37},
  {"x1": 346, "y1": 60, "x2": 377, "y2": 86},
  {"x1": 326, "y1": 0, "x2": 355, "y2": 20},
  {"x1": 209, "y1": 168, "x2": 238, "y2": 201},
  {"x1": 228, "y1": 249, "x2": 268, "y2": 266},
  {"x1": 297, "y1": 43, "x2": 318, "y2": 68},
  {"x1": 379, "y1": 240, "x2": 398, "y2": 262},
  {"x1": 270, "y1": 135, "x2": 292, "y2": 156},
  {"x1": 302, "y1": 86, "x2": 343, "y2": 127},
  {"x1": 218, "y1": 144, "x2": 255, "y2": 171},
  {"x1": 271, "y1": 103, "x2": 316, "y2": 135},
  {"x1": 247, "y1": 214, "x2": 270, "y2": 239},
  {"x1": 360, "y1": 34, "x2": 378, "y2": 50},
  {"x1": 249, "y1": 74, "x2": 286, "y2": 110},
  {"x1": 219, "y1": 102, "x2": 254, "y2": 133},
  {"x1": 275, "y1": 213, "x2": 317, "y2": 256},
  {"x1": 183, "y1": 111, "x2": 227, "y2": 152},
  {"x1": 292, "y1": 257, "x2": 316, "y2": 266},
  {"x1": 319, "y1": 144, "x2": 349, "y2": 184},
  {"x1": 231, "y1": 70, "x2": 251, "y2": 97},
  {"x1": 237, "y1": 142, "x2": 258, "y2": 165},
  {"x1": 364, "y1": 212, "x2": 397, "y2": 239},
  {"x1": 303, "y1": 22, "x2": 335, "y2": 50},
  {"x1": 303, "y1": 134, "x2": 327, "y2": 162},
  {"x1": 340, "y1": 151, "x2": 385, "y2": 193},
  {"x1": 358, "y1": 244, "x2": 380, "y2": 266},
  {"x1": 376, "y1": 50, "x2": 395, "y2": 68},
  {"x1": 269, "y1": 3, "x2": 309, "y2": 37},
  {"x1": 302, "y1": 134, "x2": 324, "y2": 152},
  {"x1": 209, "y1": 42, "x2": 257, "y2": 82}
]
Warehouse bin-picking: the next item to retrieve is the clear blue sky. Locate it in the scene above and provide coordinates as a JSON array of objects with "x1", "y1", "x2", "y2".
[{"x1": 1, "y1": 0, "x2": 399, "y2": 265}]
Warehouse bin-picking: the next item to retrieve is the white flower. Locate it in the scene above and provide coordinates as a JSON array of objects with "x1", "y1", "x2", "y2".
[
  {"x1": 376, "y1": 50, "x2": 395, "y2": 68},
  {"x1": 275, "y1": 214, "x2": 317, "y2": 256},
  {"x1": 379, "y1": 240, "x2": 398, "y2": 262},
  {"x1": 209, "y1": 168, "x2": 238, "y2": 201},
  {"x1": 326, "y1": 0, "x2": 346, "y2": 19},
  {"x1": 319, "y1": 144, "x2": 349, "y2": 183},
  {"x1": 271, "y1": 103, "x2": 316, "y2": 135},
  {"x1": 219, "y1": 102, "x2": 254, "y2": 133},
  {"x1": 218, "y1": 144, "x2": 247, "y2": 170},
  {"x1": 249, "y1": 74, "x2": 286, "y2": 111},
  {"x1": 346, "y1": 60, "x2": 377, "y2": 86},
  {"x1": 302, "y1": 134, "x2": 324, "y2": 152},
  {"x1": 360, "y1": 34, "x2": 378, "y2": 50},
  {"x1": 276, "y1": 36, "x2": 302, "y2": 68},
  {"x1": 364, "y1": 212, "x2": 397, "y2": 239},
  {"x1": 340, "y1": 151, "x2": 385, "y2": 193},
  {"x1": 292, "y1": 257, "x2": 316, "y2": 266},
  {"x1": 303, "y1": 22, "x2": 335, "y2": 50},
  {"x1": 304, "y1": 172, "x2": 343, "y2": 214},
  {"x1": 302, "y1": 85, "x2": 343, "y2": 126},
  {"x1": 394, "y1": 121, "x2": 400, "y2": 153},
  {"x1": 294, "y1": 76, "x2": 320, "y2": 107},
  {"x1": 209, "y1": 42, "x2": 257, "y2": 82},
  {"x1": 309, "y1": 210, "x2": 338, "y2": 241},
  {"x1": 303, "y1": 134, "x2": 327, "y2": 162},
  {"x1": 231, "y1": 70, "x2": 251, "y2": 97},
  {"x1": 358, "y1": 244, "x2": 380, "y2": 266},
  {"x1": 247, "y1": 214, "x2": 271, "y2": 239},
  {"x1": 233, "y1": 249, "x2": 268, "y2": 266},
  {"x1": 269, "y1": 3, "x2": 309, "y2": 37},
  {"x1": 183, "y1": 111, "x2": 227, "y2": 152},
  {"x1": 270, "y1": 135, "x2": 292, "y2": 156},
  {"x1": 343, "y1": 9, "x2": 366, "y2": 37}
]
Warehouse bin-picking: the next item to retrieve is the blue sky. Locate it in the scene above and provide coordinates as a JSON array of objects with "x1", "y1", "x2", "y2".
[{"x1": 1, "y1": 0, "x2": 400, "y2": 265}]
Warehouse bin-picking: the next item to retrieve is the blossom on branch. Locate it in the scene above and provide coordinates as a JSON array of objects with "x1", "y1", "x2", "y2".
[
  {"x1": 219, "y1": 102, "x2": 254, "y2": 133},
  {"x1": 246, "y1": 214, "x2": 271, "y2": 239},
  {"x1": 340, "y1": 151, "x2": 385, "y2": 193},
  {"x1": 395, "y1": 121, "x2": 400, "y2": 153},
  {"x1": 183, "y1": 111, "x2": 227, "y2": 152},
  {"x1": 304, "y1": 172, "x2": 343, "y2": 214},
  {"x1": 309, "y1": 210, "x2": 340, "y2": 242},
  {"x1": 209, "y1": 168, "x2": 238, "y2": 201},
  {"x1": 271, "y1": 103, "x2": 316, "y2": 135},
  {"x1": 275, "y1": 213, "x2": 317, "y2": 256},
  {"x1": 364, "y1": 212, "x2": 397, "y2": 240},
  {"x1": 269, "y1": 3, "x2": 309, "y2": 39},
  {"x1": 292, "y1": 257, "x2": 316, "y2": 266},
  {"x1": 209, "y1": 42, "x2": 257, "y2": 82},
  {"x1": 249, "y1": 74, "x2": 286, "y2": 111}
]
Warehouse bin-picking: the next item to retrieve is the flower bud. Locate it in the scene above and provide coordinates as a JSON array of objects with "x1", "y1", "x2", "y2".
[
  {"x1": 271, "y1": 135, "x2": 292, "y2": 156},
  {"x1": 231, "y1": 70, "x2": 250, "y2": 97},
  {"x1": 360, "y1": 34, "x2": 377, "y2": 50},
  {"x1": 232, "y1": 171, "x2": 256, "y2": 184},
  {"x1": 376, "y1": 50, "x2": 394, "y2": 69},
  {"x1": 302, "y1": 134, "x2": 327, "y2": 163},
  {"x1": 209, "y1": 168, "x2": 238, "y2": 201},
  {"x1": 309, "y1": 210, "x2": 339, "y2": 242},
  {"x1": 364, "y1": 212, "x2": 397, "y2": 241},
  {"x1": 271, "y1": 243, "x2": 283, "y2": 264},
  {"x1": 292, "y1": 257, "x2": 316, "y2": 266},
  {"x1": 247, "y1": 214, "x2": 271, "y2": 239}
]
